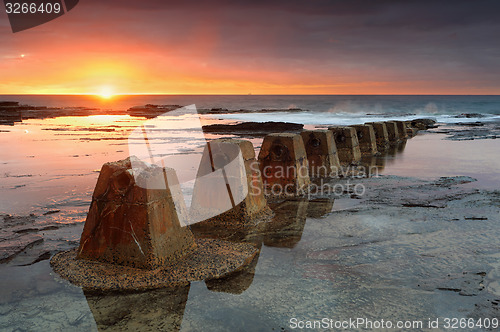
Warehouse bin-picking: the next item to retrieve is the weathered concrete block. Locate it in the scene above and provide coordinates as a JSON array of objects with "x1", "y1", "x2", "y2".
[
  {"x1": 350, "y1": 124, "x2": 378, "y2": 156},
  {"x1": 385, "y1": 121, "x2": 400, "y2": 144},
  {"x1": 190, "y1": 138, "x2": 270, "y2": 226},
  {"x1": 77, "y1": 157, "x2": 196, "y2": 269},
  {"x1": 300, "y1": 130, "x2": 340, "y2": 177},
  {"x1": 366, "y1": 122, "x2": 390, "y2": 149},
  {"x1": 394, "y1": 121, "x2": 408, "y2": 140},
  {"x1": 327, "y1": 127, "x2": 361, "y2": 165},
  {"x1": 258, "y1": 133, "x2": 310, "y2": 194}
]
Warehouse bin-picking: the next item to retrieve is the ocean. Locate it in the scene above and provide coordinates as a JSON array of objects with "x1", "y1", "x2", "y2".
[{"x1": 3, "y1": 94, "x2": 500, "y2": 125}]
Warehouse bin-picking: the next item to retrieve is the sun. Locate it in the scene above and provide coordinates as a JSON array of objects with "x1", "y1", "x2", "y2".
[{"x1": 98, "y1": 86, "x2": 114, "y2": 99}]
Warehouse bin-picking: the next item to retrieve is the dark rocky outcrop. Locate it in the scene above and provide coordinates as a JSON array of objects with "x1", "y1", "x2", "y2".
[
  {"x1": 127, "y1": 104, "x2": 182, "y2": 118},
  {"x1": 202, "y1": 121, "x2": 303, "y2": 136},
  {"x1": 409, "y1": 118, "x2": 437, "y2": 129},
  {"x1": 455, "y1": 113, "x2": 485, "y2": 118}
]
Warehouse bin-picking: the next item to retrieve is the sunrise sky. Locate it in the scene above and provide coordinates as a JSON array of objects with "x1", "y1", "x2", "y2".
[{"x1": 1, "y1": 0, "x2": 499, "y2": 95}]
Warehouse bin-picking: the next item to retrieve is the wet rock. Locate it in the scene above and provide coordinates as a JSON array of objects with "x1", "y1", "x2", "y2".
[
  {"x1": 404, "y1": 121, "x2": 419, "y2": 137},
  {"x1": 455, "y1": 113, "x2": 485, "y2": 118},
  {"x1": 350, "y1": 125, "x2": 378, "y2": 156},
  {"x1": 258, "y1": 133, "x2": 310, "y2": 195},
  {"x1": 205, "y1": 251, "x2": 260, "y2": 294},
  {"x1": 207, "y1": 107, "x2": 229, "y2": 114},
  {"x1": 52, "y1": 238, "x2": 258, "y2": 292},
  {"x1": 433, "y1": 176, "x2": 477, "y2": 186},
  {"x1": 430, "y1": 271, "x2": 487, "y2": 297},
  {"x1": 0, "y1": 108, "x2": 22, "y2": 125},
  {"x1": 202, "y1": 121, "x2": 303, "y2": 136},
  {"x1": 260, "y1": 108, "x2": 304, "y2": 113},
  {"x1": 0, "y1": 101, "x2": 20, "y2": 107},
  {"x1": 77, "y1": 157, "x2": 197, "y2": 269},
  {"x1": 43, "y1": 210, "x2": 60, "y2": 216},
  {"x1": 457, "y1": 122, "x2": 485, "y2": 127},
  {"x1": 440, "y1": 121, "x2": 500, "y2": 141},
  {"x1": 409, "y1": 118, "x2": 437, "y2": 129},
  {"x1": 0, "y1": 101, "x2": 117, "y2": 125},
  {"x1": 127, "y1": 104, "x2": 182, "y2": 118},
  {"x1": 328, "y1": 127, "x2": 361, "y2": 165},
  {"x1": 197, "y1": 108, "x2": 305, "y2": 114},
  {"x1": 1, "y1": 213, "x2": 37, "y2": 225},
  {"x1": 364, "y1": 176, "x2": 478, "y2": 208},
  {"x1": 300, "y1": 130, "x2": 341, "y2": 177},
  {"x1": 18, "y1": 251, "x2": 52, "y2": 266},
  {"x1": 0, "y1": 234, "x2": 43, "y2": 263}
]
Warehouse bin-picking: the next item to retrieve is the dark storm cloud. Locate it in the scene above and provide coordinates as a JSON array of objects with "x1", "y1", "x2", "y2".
[{"x1": 1, "y1": 0, "x2": 500, "y2": 92}]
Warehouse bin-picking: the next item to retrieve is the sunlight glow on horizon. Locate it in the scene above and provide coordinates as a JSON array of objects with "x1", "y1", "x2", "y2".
[{"x1": 97, "y1": 86, "x2": 115, "y2": 99}]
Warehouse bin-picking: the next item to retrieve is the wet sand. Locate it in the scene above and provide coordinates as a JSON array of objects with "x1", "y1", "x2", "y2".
[{"x1": 0, "y1": 109, "x2": 499, "y2": 331}]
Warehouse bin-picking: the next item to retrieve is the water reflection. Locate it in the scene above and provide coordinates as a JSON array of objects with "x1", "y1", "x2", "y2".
[
  {"x1": 205, "y1": 251, "x2": 261, "y2": 295},
  {"x1": 359, "y1": 139, "x2": 407, "y2": 172},
  {"x1": 81, "y1": 197, "x2": 335, "y2": 330},
  {"x1": 306, "y1": 198, "x2": 335, "y2": 218},
  {"x1": 264, "y1": 199, "x2": 308, "y2": 248},
  {"x1": 359, "y1": 155, "x2": 386, "y2": 175},
  {"x1": 84, "y1": 285, "x2": 190, "y2": 331},
  {"x1": 190, "y1": 216, "x2": 266, "y2": 245},
  {"x1": 387, "y1": 139, "x2": 407, "y2": 157},
  {"x1": 194, "y1": 197, "x2": 336, "y2": 296}
]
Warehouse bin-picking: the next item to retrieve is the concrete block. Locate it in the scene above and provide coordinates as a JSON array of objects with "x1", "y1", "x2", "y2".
[
  {"x1": 300, "y1": 130, "x2": 340, "y2": 177},
  {"x1": 258, "y1": 133, "x2": 310, "y2": 194},
  {"x1": 327, "y1": 127, "x2": 361, "y2": 165},
  {"x1": 350, "y1": 124, "x2": 378, "y2": 155},
  {"x1": 394, "y1": 121, "x2": 408, "y2": 140},
  {"x1": 385, "y1": 121, "x2": 400, "y2": 144},
  {"x1": 190, "y1": 138, "x2": 270, "y2": 227},
  {"x1": 77, "y1": 157, "x2": 196, "y2": 269},
  {"x1": 366, "y1": 122, "x2": 390, "y2": 149}
]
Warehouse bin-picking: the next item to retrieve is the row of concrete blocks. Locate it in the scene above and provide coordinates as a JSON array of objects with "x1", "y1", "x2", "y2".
[
  {"x1": 76, "y1": 120, "x2": 417, "y2": 270},
  {"x1": 257, "y1": 120, "x2": 416, "y2": 188}
]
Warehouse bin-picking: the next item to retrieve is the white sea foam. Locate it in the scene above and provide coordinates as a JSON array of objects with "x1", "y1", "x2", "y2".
[{"x1": 206, "y1": 111, "x2": 500, "y2": 126}]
